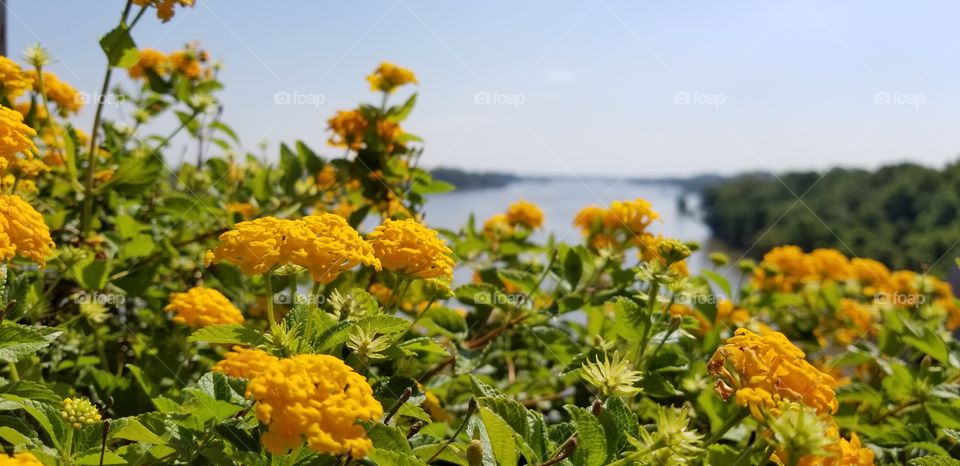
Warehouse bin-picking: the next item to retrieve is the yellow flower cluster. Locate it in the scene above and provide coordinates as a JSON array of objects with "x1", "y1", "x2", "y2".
[
  {"x1": 164, "y1": 286, "x2": 244, "y2": 328},
  {"x1": 244, "y1": 354, "x2": 383, "y2": 457},
  {"x1": 709, "y1": 328, "x2": 838, "y2": 420},
  {"x1": 27, "y1": 71, "x2": 82, "y2": 115},
  {"x1": 0, "y1": 194, "x2": 54, "y2": 266},
  {"x1": 791, "y1": 427, "x2": 874, "y2": 466},
  {"x1": 206, "y1": 214, "x2": 381, "y2": 283},
  {"x1": 132, "y1": 0, "x2": 195, "y2": 22},
  {"x1": 753, "y1": 246, "x2": 960, "y2": 329},
  {"x1": 482, "y1": 201, "x2": 544, "y2": 241},
  {"x1": 366, "y1": 62, "x2": 417, "y2": 94},
  {"x1": 129, "y1": 48, "x2": 172, "y2": 79},
  {"x1": 0, "y1": 57, "x2": 33, "y2": 100},
  {"x1": 327, "y1": 109, "x2": 368, "y2": 151},
  {"x1": 574, "y1": 198, "x2": 660, "y2": 251},
  {"x1": 212, "y1": 346, "x2": 278, "y2": 379},
  {"x1": 226, "y1": 202, "x2": 257, "y2": 219},
  {"x1": 60, "y1": 397, "x2": 101, "y2": 429},
  {"x1": 0, "y1": 106, "x2": 38, "y2": 175},
  {"x1": 505, "y1": 200, "x2": 544, "y2": 229},
  {"x1": 0, "y1": 452, "x2": 44, "y2": 466},
  {"x1": 482, "y1": 213, "x2": 513, "y2": 241},
  {"x1": 129, "y1": 46, "x2": 209, "y2": 81},
  {"x1": 367, "y1": 219, "x2": 455, "y2": 280}
]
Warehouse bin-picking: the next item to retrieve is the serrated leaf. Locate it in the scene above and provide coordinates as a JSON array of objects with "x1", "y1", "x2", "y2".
[
  {"x1": 188, "y1": 324, "x2": 264, "y2": 346},
  {"x1": 909, "y1": 457, "x2": 960, "y2": 466},
  {"x1": 0, "y1": 325, "x2": 54, "y2": 363},
  {"x1": 565, "y1": 405, "x2": 607, "y2": 466},
  {"x1": 367, "y1": 423, "x2": 412, "y2": 453},
  {"x1": 478, "y1": 406, "x2": 518, "y2": 466},
  {"x1": 368, "y1": 448, "x2": 427, "y2": 466}
]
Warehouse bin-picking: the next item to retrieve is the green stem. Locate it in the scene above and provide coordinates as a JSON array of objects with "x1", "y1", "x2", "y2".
[
  {"x1": 7, "y1": 362, "x2": 18, "y2": 382},
  {"x1": 407, "y1": 299, "x2": 435, "y2": 332},
  {"x1": 704, "y1": 408, "x2": 749, "y2": 446},
  {"x1": 82, "y1": 0, "x2": 135, "y2": 235},
  {"x1": 299, "y1": 281, "x2": 324, "y2": 353},
  {"x1": 633, "y1": 279, "x2": 662, "y2": 367},
  {"x1": 62, "y1": 428, "x2": 74, "y2": 465}
]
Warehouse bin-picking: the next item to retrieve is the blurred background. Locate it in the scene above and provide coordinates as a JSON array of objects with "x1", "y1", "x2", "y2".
[{"x1": 8, "y1": 0, "x2": 960, "y2": 279}]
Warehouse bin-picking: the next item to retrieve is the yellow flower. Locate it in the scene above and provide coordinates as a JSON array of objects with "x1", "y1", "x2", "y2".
[
  {"x1": 604, "y1": 198, "x2": 659, "y2": 234},
  {"x1": 128, "y1": 48, "x2": 171, "y2": 79},
  {"x1": 807, "y1": 248, "x2": 852, "y2": 282},
  {"x1": 708, "y1": 328, "x2": 838, "y2": 421},
  {"x1": 0, "y1": 57, "x2": 32, "y2": 100},
  {"x1": 505, "y1": 200, "x2": 544, "y2": 229},
  {"x1": 366, "y1": 62, "x2": 417, "y2": 93},
  {"x1": 573, "y1": 205, "x2": 605, "y2": 234},
  {"x1": 245, "y1": 354, "x2": 383, "y2": 457},
  {"x1": 170, "y1": 46, "x2": 205, "y2": 79},
  {"x1": 327, "y1": 109, "x2": 368, "y2": 151},
  {"x1": 164, "y1": 286, "x2": 244, "y2": 328},
  {"x1": 0, "y1": 194, "x2": 53, "y2": 266},
  {"x1": 716, "y1": 298, "x2": 750, "y2": 326},
  {"x1": 287, "y1": 214, "x2": 381, "y2": 283},
  {"x1": 422, "y1": 390, "x2": 452, "y2": 423},
  {"x1": 753, "y1": 245, "x2": 811, "y2": 292},
  {"x1": 0, "y1": 452, "x2": 44, "y2": 465},
  {"x1": 132, "y1": 0, "x2": 195, "y2": 22},
  {"x1": 27, "y1": 71, "x2": 82, "y2": 115},
  {"x1": 367, "y1": 219, "x2": 455, "y2": 280},
  {"x1": 226, "y1": 202, "x2": 258, "y2": 219},
  {"x1": 12, "y1": 158, "x2": 48, "y2": 178},
  {"x1": 212, "y1": 346, "x2": 279, "y2": 379},
  {"x1": 316, "y1": 164, "x2": 337, "y2": 189},
  {"x1": 60, "y1": 397, "x2": 101, "y2": 429},
  {"x1": 206, "y1": 214, "x2": 380, "y2": 283},
  {"x1": 482, "y1": 213, "x2": 513, "y2": 240},
  {"x1": 787, "y1": 425, "x2": 875, "y2": 466},
  {"x1": 0, "y1": 105, "x2": 37, "y2": 171}
]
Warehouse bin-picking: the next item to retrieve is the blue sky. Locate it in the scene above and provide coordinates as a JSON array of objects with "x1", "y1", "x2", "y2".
[{"x1": 8, "y1": 1, "x2": 960, "y2": 176}]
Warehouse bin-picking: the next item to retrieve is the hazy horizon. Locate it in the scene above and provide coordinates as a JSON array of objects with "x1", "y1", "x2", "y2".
[{"x1": 9, "y1": 1, "x2": 960, "y2": 177}]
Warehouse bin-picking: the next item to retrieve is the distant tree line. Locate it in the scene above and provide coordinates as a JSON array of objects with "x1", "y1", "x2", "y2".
[
  {"x1": 430, "y1": 167, "x2": 519, "y2": 190},
  {"x1": 700, "y1": 161, "x2": 960, "y2": 274}
]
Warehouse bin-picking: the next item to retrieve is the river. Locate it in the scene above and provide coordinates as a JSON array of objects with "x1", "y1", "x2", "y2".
[{"x1": 422, "y1": 178, "x2": 720, "y2": 283}]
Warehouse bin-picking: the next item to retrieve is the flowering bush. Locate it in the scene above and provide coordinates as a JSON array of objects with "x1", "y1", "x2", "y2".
[{"x1": 0, "y1": 4, "x2": 957, "y2": 465}]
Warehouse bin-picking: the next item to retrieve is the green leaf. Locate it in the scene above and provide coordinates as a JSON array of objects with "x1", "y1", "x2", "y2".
[
  {"x1": 367, "y1": 423, "x2": 412, "y2": 453},
  {"x1": 497, "y1": 269, "x2": 537, "y2": 295},
  {"x1": 109, "y1": 417, "x2": 166, "y2": 445},
  {"x1": 188, "y1": 324, "x2": 264, "y2": 346},
  {"x1": 0, "y1": 381, "x2": 59, "y2": 404},
  {"x1": 700, "y1": 269, "x2": 732, "y2": 297},
  {"x1": 706, "y1": 444, "x2": 741, "y2": 465},
  {"x1": 925, "y1": 402, "x2": 960, "y2": 429},
  {"x1": 902, "y1": 328, "x2": 951, "y2": 364},
  {"x1": 909, "y1": 457, "x2": 960, "y2": 466},
  {"x1": 612, "y1": 297, "x2": 645, "y2": 341},
  {"x1": 598, "y1": 397, "x2": 638, "y2": 458},
  {"x1": 99, "y1": 24, "x2": 137, "y2": 67},
  {"x1": 73, "y1": 259, "x2": 111, "y2": 291},
  {"x1": 478, "y1": 406, "x2": 519, "y2": 466},
  {"x1": 421, "y1": 306, "x2": 466, "y2": 335},
  {"x1": 0, "y1": 324, "x2": 55, "y2": 363},
  {"x1": 565, "y1": 405, "x2": 607, "y2": 466},
  {"x1": 368, "y1": 448, "x2": 427, "y2": 466},
  {"x1": 563, "y1": 248, "x2": 584, "y2": 289}
]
